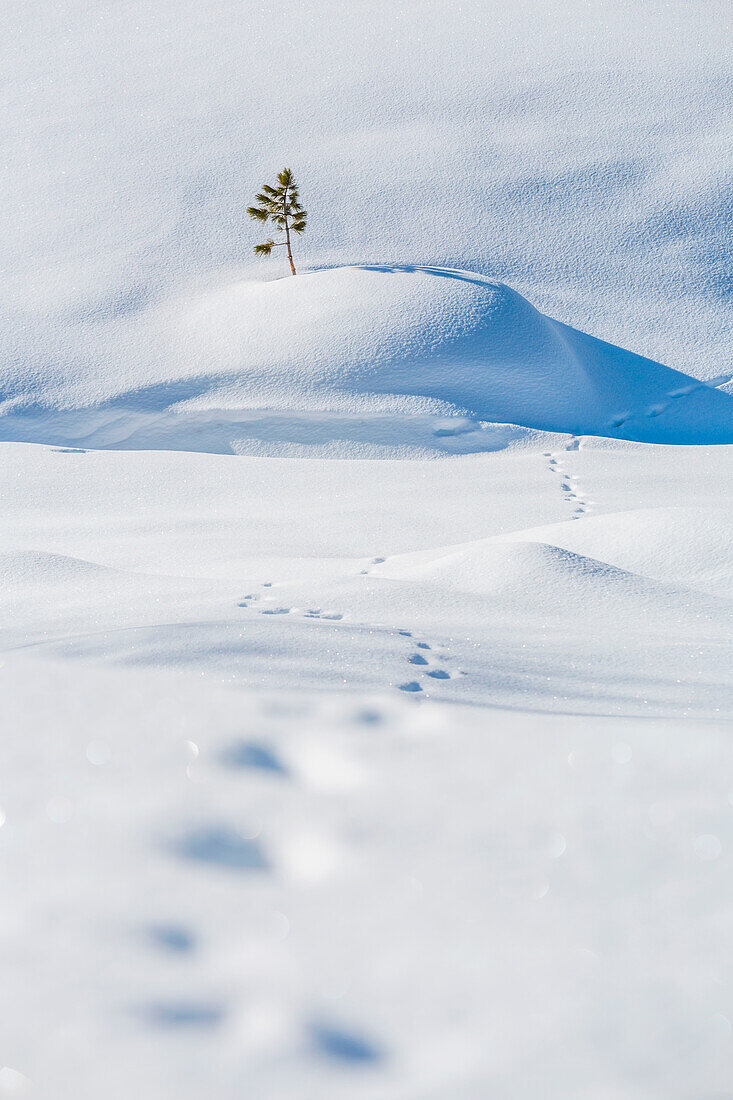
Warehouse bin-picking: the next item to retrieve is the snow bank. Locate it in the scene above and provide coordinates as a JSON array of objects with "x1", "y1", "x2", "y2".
[{"x1": 3, "y1": 266, "x2": 732, "y2": 451}]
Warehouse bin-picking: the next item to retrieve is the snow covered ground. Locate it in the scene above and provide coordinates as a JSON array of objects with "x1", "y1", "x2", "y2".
[
  {"x1": 2, "y1": 1, "x2": 733, "y2": 1097},
  {"x1": 4, "y1": 433, "x2": 733, "y2": 1099}
]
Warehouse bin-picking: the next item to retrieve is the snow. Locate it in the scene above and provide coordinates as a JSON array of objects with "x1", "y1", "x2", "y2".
[
  {"x1": 4, "y1": 266, "x2": 732, "y2": 453},
  {"x1": 4, "y1": 437, "x2": 733, "y2": 1099},
  {"x1": 3, "y1": 1, "x2": 733, "y2": 1096}
]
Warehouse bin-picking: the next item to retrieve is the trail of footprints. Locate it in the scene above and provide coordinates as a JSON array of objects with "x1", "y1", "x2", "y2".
[
  {"x1": 610, "y1": 374, "x2": 733, "y2": 430},
  {"x1": 238, "y1": 574, "x2": 467, "y2": 695},
  {"x1": 139, "y1": 569, "x2": 466, "y2": 1053},
  {"x1": 544, "y1": 437, "x2": 594, "y2": 520},
  {"x1": 143, "y1": 701, "x2": 385, "y2": 1064},
  {"x1": 396, "y1": 633, "x2": 465, "y2": 693}
]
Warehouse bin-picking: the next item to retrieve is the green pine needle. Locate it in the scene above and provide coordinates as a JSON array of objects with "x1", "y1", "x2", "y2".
[{"x1": 249, "y1": 169, "x2": 307, "y2": 271}]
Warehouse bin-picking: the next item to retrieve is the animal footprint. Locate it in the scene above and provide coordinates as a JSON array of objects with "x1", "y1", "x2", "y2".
[
  {"x1": 172, "y1": 826, "x2": 269, "y2": 871},
  {"x1": 426, "y1": 669, "x2": 450, "y2": 680},
  {"x1": 147, "y1": 924, "x2": 196, "y2": 954},
  {"x1": 408, "y1": 654, "x2": 428, "y2": 666},
  {"x1": 398, "y1": 681, "x2": 422, "y2": 693},
  {"x1": 221, "y1": 741, "x2": 288, "y2": 775},
  {"x1": 310, "y1": 1022, "x2": 382, "y2": 1064},
  {"x1": 261, "y1": 607, "x2": 292, "y2": 615},
  {"x1": 143, "y1": 1002, "x2": 225, "y2": 1028}
]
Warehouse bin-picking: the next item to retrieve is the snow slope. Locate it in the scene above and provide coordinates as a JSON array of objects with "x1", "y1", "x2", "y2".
[{"x1": 3, "y1": 266, "x2": 732, "y2": 452}]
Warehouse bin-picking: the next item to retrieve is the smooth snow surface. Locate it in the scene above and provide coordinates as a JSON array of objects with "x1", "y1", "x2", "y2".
[{"x1": 3, "y1": 2, "x2": 733, "y2": 1097}]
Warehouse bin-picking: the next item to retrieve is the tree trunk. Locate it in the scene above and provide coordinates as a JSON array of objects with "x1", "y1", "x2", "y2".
[
  {"x1": 283, "y1": 184, "x2": 296, "y2": 275},
  {"x1": 284, "y1": 220, "x2": 296, "y2": 275}
]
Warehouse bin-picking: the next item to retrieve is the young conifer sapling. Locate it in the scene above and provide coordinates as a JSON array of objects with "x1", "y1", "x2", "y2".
[{"x1": 247, "y1": 168, "x2": 307, "y2": 275}]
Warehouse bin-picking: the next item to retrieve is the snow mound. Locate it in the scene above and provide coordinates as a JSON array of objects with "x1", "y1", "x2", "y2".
[
  {"x1": 3, "y1": 266, "x2": 732, "y2": 451},
  {"x1": 371, "y1": 537, "x2": 724, "y2": 623},
  {"x1": 505, "y1": 507, "x2": 733, "y2": 599},
  {"x1": 0, "y1": 550, "x2": 117, "y2": 587}
]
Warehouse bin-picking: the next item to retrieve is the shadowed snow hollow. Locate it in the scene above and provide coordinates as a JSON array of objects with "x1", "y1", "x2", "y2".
[{"x1": 3, "y1": 266, "x2": 732, "y2": 451}]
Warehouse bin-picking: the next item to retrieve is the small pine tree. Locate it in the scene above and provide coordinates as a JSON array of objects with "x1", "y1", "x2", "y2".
[{"x1": 247, "y1": 168, "x2": 307, "y2": 276}]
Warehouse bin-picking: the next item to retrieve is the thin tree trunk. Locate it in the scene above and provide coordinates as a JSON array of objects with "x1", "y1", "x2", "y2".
[
  {"x1": 283, "y1": 183, "x2": 296, "y2": 275},
  {"x1": 284, "y1": 219, "x2": 296, "y2": 275}
]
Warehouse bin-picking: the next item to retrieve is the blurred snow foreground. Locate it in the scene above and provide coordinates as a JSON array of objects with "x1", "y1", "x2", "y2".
[
  {"x1": 3, "y1": 0, "x2": 733, "y2": 1096},
  {"x1": 3, "y1": 266, "x2": 733, "y2": 1100}
]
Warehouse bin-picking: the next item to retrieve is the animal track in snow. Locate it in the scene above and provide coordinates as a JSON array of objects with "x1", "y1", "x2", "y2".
[
  {"x1": 408, "y1": 653, "x2": 429, "y2": 665},
  {"x1": 221, "y1": 740, "x2": 289, "y2": 775},
  {"x1": 609, "y1": 374, "x2": 732, "y2": 431},
  {"x1": 142, "y1": 1001, "x2": 226, "y2": 1029},
  {"x1": 546, "y1": 439, "x2": 592, "y2": 520},
  {"x1": 394, "y1": 631, "x2": 465, "y2": 693},
  {"x1": 171, "y1": 825, "x2": 269, "y2": 872},
  {"x1": 310, "y1": 1021, "x2": 382, "y2": 1064},
  {"x1": 147, "y1": 923, "x2": 196, "y2": 954}
]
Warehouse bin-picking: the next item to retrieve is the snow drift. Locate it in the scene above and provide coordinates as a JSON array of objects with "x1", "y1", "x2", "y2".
[{"x1": 2, "y1": 266, "x2": 732, "y2": 452}]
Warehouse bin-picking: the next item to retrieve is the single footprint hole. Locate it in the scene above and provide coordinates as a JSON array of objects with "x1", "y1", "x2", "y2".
[
  {"x1": 143, "y1": 1002, "x2": 225, "y2": 1028},
  {"x1": 171, "y1": 826, "x2": 269, "y2": 871},
  {"x1": 221, "y1": 741, "x2": 288, "y2": 775},
  {"x1": 311, "y1": 1023, "x2": 382, "y2": 1065},
  {"x1": 416, "y1": 642, "x2": 431, "y2": 650},
  {"x1": 147, "y1": 924, "x2": 196, "y2": 954},
  {"x1": 408, "y1": 654, "x2": 428, "y2": 665},
  {"x1": 426, "y1": 669, "x2": 450, "y2": 680},
  {"x1": 398, "y1": 681, "x2": 422, "y2": 693}
]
